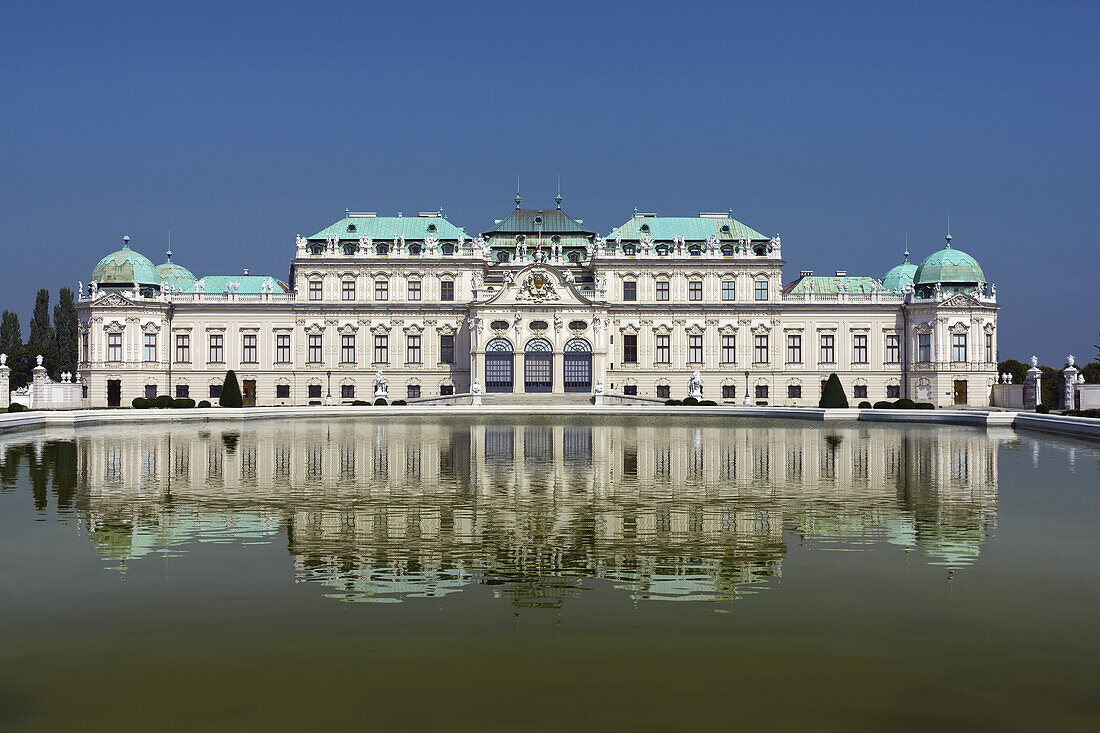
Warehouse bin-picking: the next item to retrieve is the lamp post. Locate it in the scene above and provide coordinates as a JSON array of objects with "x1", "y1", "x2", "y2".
[
  {"x1": 743, "y1": 370, "x2": 751, "y2": 406},
  {"x1": 325, "y1": 369, "x2": 333, "y2": 406}
]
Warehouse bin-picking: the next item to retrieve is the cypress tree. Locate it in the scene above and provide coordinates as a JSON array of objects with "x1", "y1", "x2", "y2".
[
  {"x1": 220, "y1": 369, "x2": 243, "y2": 407},
  {"x1": 28, "y1": 289, "x2": 57, "y2": 377},
  {"x1": 0, "y1": 310, "x2": 31, "y2": 389},
  {"x1": 53, "y1": 287, "x2": 79, "y2": 377},
  {"x1": 819, "y1": 373, "x2": 849, "y2": 408}
]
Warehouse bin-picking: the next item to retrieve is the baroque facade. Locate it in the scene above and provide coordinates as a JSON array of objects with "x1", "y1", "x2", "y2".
[{"x1": 76, "y1": 199, "x2": 999, "y2": 407}]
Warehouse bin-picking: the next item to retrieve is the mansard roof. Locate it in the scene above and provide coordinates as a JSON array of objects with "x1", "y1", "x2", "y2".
[
  {"x1": 783, "y1": 275, "x2": 881, "y2": 295},
  {"x1": 482, "y1": 207, "x2": 594, "y2": 237},
  {"x1": 607, "y1": 212, "x2": 768, "y2": 242},
  {"x1": 308, "y1": 213, "x2": 468, "y2": 242}
]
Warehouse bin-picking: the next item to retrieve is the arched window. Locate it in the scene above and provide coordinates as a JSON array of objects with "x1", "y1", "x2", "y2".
[
  {"x1": 309, "y1": 243, "x2": 325, "y2": 255},
  {"x1": 688, "y1": 245, "x2": 702, "y2": 256},
  {"x1": 497, "y1": 251, "x2": 510, "y2": 263},
  {"x1": 721, "y1": 244, "x2": 734, "y2": 256},
  {"x1": 525, "y1": 338, "x2": 553, "y2": 353},
  {"x1": 564, "y1": 338, "x2": 592, "y2": 352},
  {"x1": 656, "y1": 244, "x2": 668, "y2": 256},
  {"x1": 623, "y1": 244, "x2": 636, "y2": 255},
  {"x1": 753, "y1": 242, "x2": 768, "y2": 256},
  {"x1": 486, "y1": 338, "x2": 513, "y2": 352},
  {"x1": 441, "y1": 243, "x2": 454, "y2": 255},
  {"x1": 409, "y1": 243, "x2": 422, "y2": 255},
  {"x1": 343, "y1": 243, "x2": 357, "y2": 255},
  {"x1": 376, "y1": 243, "x2": 389, "y2": 255}
]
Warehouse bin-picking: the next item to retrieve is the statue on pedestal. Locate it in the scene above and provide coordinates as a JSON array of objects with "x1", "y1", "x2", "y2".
[
  {"x1": 374, "y1": 370, "x2": 388, "y2": 400},
  {"x1": 688, "y1": 370, "x2": 703, "y2": 400}
]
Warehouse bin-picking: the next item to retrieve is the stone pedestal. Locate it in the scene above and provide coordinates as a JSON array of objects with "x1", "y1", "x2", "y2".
[
  {"x1": 471, "y1": 394, "x2": 482, "y2": 406},
  {"x1": 1063, "y1": 357, "x2": 1080, "y2": 411},
  {"x1": 1024, "y1": 356, "x2": 1042, "y2": 411},
  {"x1": 0, "y1": 355, "x2": 9, "y2": 409},
  {"x1": 31, "y1": 357, "x2": 47, "y2": 409}
]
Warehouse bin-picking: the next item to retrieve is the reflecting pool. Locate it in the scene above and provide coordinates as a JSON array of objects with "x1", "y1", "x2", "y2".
[{"x1": 1, "y1": 417, "x2": 1098, "y2": 730}]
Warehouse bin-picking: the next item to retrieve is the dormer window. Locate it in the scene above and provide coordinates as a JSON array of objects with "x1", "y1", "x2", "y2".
[
  {"x1": 497, "y1": 251, "x2": 510, "y2": 263},
  {"x1": 551, "y1": 235, "x2": 560, "y2": 244},
  {"x1": 640, "y1": 223, "x2": 649, "y2": 232},
  {"x1": 753, "y1": 243, "x2": 768, "y2": 256},
  {"x1": 441, "y1": 243, "x2": 454, "y2": 255},
  {"x1": 720, "y1": 224, "x2": 730, "y2": 233},
  {"x1": 688, "y1": 246, "x2": 702, "y2": 257},
  {"x1": 376, "y1": 243, "x2": 389, "y2": 255},
  {"x1": 534, "y1": 216, "x2": 542, "y2": 224},
  {"x1": 516, "y1": 235, "x2": 525, "y2": 244},
  {"x1": 623, "y1": 244, "x2": 636, "y2": 256},
  {"x1": 347, "y1": 224, "x2": 357, "y2": 233},
  {"x1": 721, "y1": 244, "x2": 734, "y2": 256},
  {"x1": 309, "y1": 244, "x2": 325, "y2": 255},
  {"x1": 409, "y1": 243, "x2": 422, "y2": 255},
  {"x1": 656, "y1": 244, "x2": 668, "y2": 256},
  {"x1": 568, "y1": 251, "x2": 581, "y2": 263},
  {"x1": 427, "y1": 223, "x2": 436, "y2": 232},
  {"x1": 343, "y1": 243, "x2": 357, "y2": 255}
]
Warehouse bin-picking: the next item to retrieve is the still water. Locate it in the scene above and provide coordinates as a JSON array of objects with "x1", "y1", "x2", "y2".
[{"x1": 1, "y1": 416, "x2": 1098, "y2": 730}]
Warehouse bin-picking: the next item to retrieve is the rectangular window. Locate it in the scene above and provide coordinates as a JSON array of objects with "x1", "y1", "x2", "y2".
[
  {"x1": 688, "y1": 334, "x2": 703, "y2": 363},
  {"x1": 623, "y1": 385, "x2": 638, "y2": 396},
  {"x1": 657, "y1": 385, "x2": 670, "y2": 399},
  {"x1": 375, "y1": 279, "x2": 388, "y2": 301},
  {"x1": 308, "y1": 334, "x2": 322, "y2": 363},
  {"x1": 885, "y1": 334, "x2": 900, "y2": 364},
  {"x1": 688, "y1": 280, "x2": 702, "y2": 301},
  {"x1": 754, "y1": 334, "x2": 768, "y2": 363},
  {"x1": 722, "y1": 385, "x2": 736, "y2": 399},
  {"x1": 143, "y1": 333, "x2": 157, "y2": 362},
  {"x1": 175, "y1": 385, "x2": 189, "y2": 399},
  {"x1": 952, "y1": 333, "x2": 967, "y2": 363},
  {"x1": 308, "y1": 280, "x2": 322, "y2": 301},
  {"x1": 854, "y1": 385, "x2": 868, "y2": 399},
  {"x1": 853, "y1": 334, "x2": 868, "y2": 364},
  {"x1": 722, "y1": 334, "x2": 736, "y2": 363},
  {"x1": 440, "y1": 384, "x2": 454, "y2": 396},
  {"x1": 81, "y1": 332, "x2": 89, "y2": 362},
  {"x1": 407, "y1": 280, "x2": 421, "y2": 301},
  {"x1": 623, "y1": 334, "x2": 638, "y2": 363},
  {"x1": 209, "y1": 334, "x2": 223, "y2": 363},
  {"x1": 722, "y1": 280, "x2": 736, "y2": 301},
  {"x1": 787, "y1": 334, "x2": 802, "y2": 364},
  {"x1": 919, "y1": 333, "x2": 932, "y2": 363},
  {"x1": 374, "y1": 334, "x2": 388, "y2": 364},
  {"x1": 820, "y1": 334, "x2": 835, "y2": 363},
  {"x1": 440, "y1": 334, "x2": 455, "y2": 364},
  {"x1": 341, "y1": 334, "x2": 355, "y2": 364},
  {"x1": 788, "y1": 385, "x2": 801, "y2": 399},
  {"x1": 145, "y1": 384, "x2": 157, "y2": 399},
  {"x1": 755, "y1": 385, "x2": 769, "y2": 399},
  {"x1": 210, "y1": 384, "x2": 222, "y2": 399},
  {"x1": 440, "y1": 280, "x2": 455, "y2": 301},
  {"x1": 175, "y1": 334, "x2": 190, "y2": 363},
  {"x1": 754, "y1": 280, "x2": 768, "y2": 301},
  {"x1": 276, "y1": 334, "x2": 291, "y2": 363},
  {"x1": 242, "y1": 334, "x2": 257, "y2": 363},
  {"x1": 887, "y1": 384, "x2": 901, "y2": 399},
  {"x1": 308, "y1": 384, "x2": 322, "y2": 399},
  {"x1": 656, "y1": 334, "x2": 670, "y2": 363},
  {"x1": 407, "y1": 335, "x2": 421, "y2": 364},
  {"x1": 276, "y1": 384, "x2": 290, "y2": 399},
  {"x1": 341, "y1": 280, "x2": 355, "y2": 301},
  {"x1": 655, "y1": 281, "x2": 669, "y2": 301},
  {"x1": 623, "y1": 281, "x2": 637, "y2": 301},
  {"x1": 985, "y1": 333, "x2": 993, "y2": 363},
  {"x1": 341, "y1": 385, "x2": 355, "y2": 399},
  {"x1": 407, "y1": 385, "x2": 421, "y2": 399}
]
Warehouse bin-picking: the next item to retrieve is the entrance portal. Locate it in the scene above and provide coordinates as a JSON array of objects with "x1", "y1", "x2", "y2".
[
  {"x1": 242, "y1": 379, "x2": 257, "y2": 407},
  {"x1": 524, "y1": 338, "x2": 553, "y2": 393},
  {"x1": 107, "y1": 379, "x2": 121, "y2": 407},
  {"x1": 485, "y1": 338, "x2": 514, "y2": 393},
  {"x1": 563, "y1": 338, "x2": 592, "y2": 393},
  {"x1": 953, "y1": 380, "x2": 968, "y2": 405}
]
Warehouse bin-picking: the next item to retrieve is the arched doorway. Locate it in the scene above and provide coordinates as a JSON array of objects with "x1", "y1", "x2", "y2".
[
  {"x1": 524, "y1": 338, "x2": 553, "y2": 393},
  {"x1": 485, "y1": 338, "x2": 514, "y2": 393},
  {"x1": 563, "y1": 338, "x2": 592, "y2": 392}
]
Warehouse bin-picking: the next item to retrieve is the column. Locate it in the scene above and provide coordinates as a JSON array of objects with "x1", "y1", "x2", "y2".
[
  {"x1": 552, "y1": 350, "x2": 564, "y2": 394},
  {"x1": 0, "y1": 355, "x2": 9, "y2": 409}
]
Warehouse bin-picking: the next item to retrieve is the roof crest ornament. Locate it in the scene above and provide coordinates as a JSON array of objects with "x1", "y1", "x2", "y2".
[{"x1": 946, "y1": 215, "x2": 952, "y2": 248}]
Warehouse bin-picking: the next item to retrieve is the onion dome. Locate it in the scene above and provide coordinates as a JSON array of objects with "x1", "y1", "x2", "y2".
[
  {"x1": 91, "y1": 236, "x2": 161, "y2": 289},
  {"x1": 913, "y1": 232, "x2": 986, "y2": 293},
  {"x1": 882, "y1": 248, "x2": 918, "y2": 292},
  {"x1": 156, "y1": 248, "x2": 196, "y2": 289}
]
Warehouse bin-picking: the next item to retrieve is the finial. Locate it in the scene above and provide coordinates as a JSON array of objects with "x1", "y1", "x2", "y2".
[
  {"x1": 515, "y1": 175, "x2": 522, "y2": 208},
  {"x1": 345, "y1": 208, "x2": 350, "y2": 217},
  {"x1": 555, "y1": 176, "x2": 562, "y2": 208},
  {"x1": 122, "y1": 235, "x2": 130, "y2": 248},
  {"x1": 945, "y1": 215, "x2": 952, "y2": 247},
  {"x1": 633, "y1": 206, "x2": 638, "y2": 216},
  {"x1": 903, "y1": 233, "x2": 909, "y2": 262}
]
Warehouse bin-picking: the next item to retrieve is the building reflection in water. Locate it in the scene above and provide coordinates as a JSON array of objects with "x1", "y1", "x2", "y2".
[{"x1": 1, "y1": 418, "x2": 1000, "y2": 607}]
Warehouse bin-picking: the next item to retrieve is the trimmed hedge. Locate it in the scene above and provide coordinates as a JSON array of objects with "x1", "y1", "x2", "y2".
[
  {"x1": 154, "y1": 395, "x2": 173, "y2": 409},
  {"x1": 858, "y1": 401, "x2": 872, "y2": 409},
  {"x1": 391, "y1": 399, "x2": 407, "y2": 406},
  {"x1": 664, "y1": 399, "x2": 681, "y2": 406},
  {"x1": 819, "y1": 373, "x2": 848, "y2": 408},
  {"x1": 873, "y1": 400, "x2": 894, "y2": 409},
  {"x1": 374, "y1": 398, "x2": 388, "y2": 406},
  {"x1": 1063, "y1": 409, "x2": 1100, "y2": 418},
  {"x1": 197, "y1": 400, "x2": 211, "y2": 408},
  {"x1": 914, "y1": 402, "x2": 935, "y2": 409},
  {"x1": 173, "y1": 398, "x2": 195, "y2": 409},
  {"x1": 6, "y1": 403, "x2": 27, "y2": 413},
  {"x1": 698, "y1": 399, "x2": 717, "y2": 406},
  {"x1": 894, "y1": 398, "x2": 917, "y2": 409},
  {"x1": 132, "y1": 397, "x2": 149, "y2": 409},
  {"x1": 1036, "y1": 404, "x2": 1050, "y2": 414},
  {"x1": 220, "y1": 370, "x2": 243, "y2": 408},
  {"x1": 682, "y1": 396, "x2": 699, "y2": 406},
  {"x1": 351, "y1": 400, "x2": 369, "y2": 406}
]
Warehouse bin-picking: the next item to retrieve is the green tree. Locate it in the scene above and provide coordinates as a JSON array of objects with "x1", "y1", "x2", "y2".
[
  {"x1": 27, "y1": 289, "x2": 57, "y2": 378},
  {"x1": 219, "y1": 370, "x2": 243, "y2": 407},
  {"x1": 53, "y1": 287, "x2": 79, "y2": 377},
  {"x1": 1081, "y1": 362, "x2": 1100, "y2": 384},
  {"x1": 997, "y1": 359, "x2": 1029, "y2": 385},
  {"x1": 818, "y1": 373, "x2": 849, "y2": 408},
  {"x1": 0, "y1": 310, "x2": 31, "y2": 389}
]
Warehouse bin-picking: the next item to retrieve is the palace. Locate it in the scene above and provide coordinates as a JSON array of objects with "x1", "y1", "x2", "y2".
[{"x1": 76, "y1": 196, "x2": 999, "y2": 407}]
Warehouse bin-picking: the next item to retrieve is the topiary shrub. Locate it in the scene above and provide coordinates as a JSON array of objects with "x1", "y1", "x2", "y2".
[
  {"x1": 698, "y1": 399, "x2": 717, "y2": 406},
  {"x1": 172, "y1": 398, "x2": 195, "y2": 408},
  {"x1": 154, "y1": 395, "x2": 173, "y2": 409},
  {"x1": 858, "y1": 401, "x2": 872, "y2": 409},
  {"x1": 197, "y1": 400, "x2": 211, "y2": 408},
  {"x1": 374, "y1": 398, "x2": 388, "y2": 406},
  {"x1": 1036, "y1": 404, "x2": 1050, "y2": 414},
  {"x1": 873, "y1": 400, "x2": 894, "y2": 409},
  {"x1": 664, "y1": 399, "x2": 681, "y2": 406},
  {"x1": 352, "y1": 400, "x2": 369, "y2": 406},
  {"x1": 682, "y1": 396, "x2": 699, "y2": 406},
  {"x1": 219, "y1": 370, "x2": 243, "y2": 408},
  {"x1": 894, "y1": 398, "x2": 917, "y2": 409},
  {"x1": 7, "y1": 403, "x2": 27, "y2": 413},
  {"x1": 391, "y1": 399, "x2": 407, "y2": 406},
  {"x1": 132, "y1": 397, "x2": 148, "y2": 409},
  {"x1": 818, "y1": 373, "x2": 848, "y2": 408},
  {"x1": 914, "y1": 402, "x2": 935, "y2": 409}
]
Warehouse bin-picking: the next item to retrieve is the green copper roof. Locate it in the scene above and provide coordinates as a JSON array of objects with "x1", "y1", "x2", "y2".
[
  {"x1": 783, "y1": 275, "x2": 881, "y2": 295},
  {"x1": 882, "y1": 250, "x2": 918, "y2": 292},
  {"x1": 914, "y1": 239, "x2": 985, "y2": 285},
  {"x1": 156, "y1": 251, "x2": 196, "y2": 287},
  {"x1": 607, "y1": 213, "x2": 767, "y2": 242},
  {"x1": 91, "y1": 237, "x2": 161, "y2": 287},
  {"x1": 309, "y1": 214, "x2": 468, "y2": 241},
  {"x1": 196, "y1": 275, "x2": 290, "y2": 295},
  {"x1": 483, "y1": 207, "x2": 594, "y2": 236}
]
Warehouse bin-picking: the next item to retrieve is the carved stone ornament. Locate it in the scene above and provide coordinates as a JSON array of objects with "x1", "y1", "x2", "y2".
[{"x1": 516, "y1": 269, "x2": 560, "y2": 302}]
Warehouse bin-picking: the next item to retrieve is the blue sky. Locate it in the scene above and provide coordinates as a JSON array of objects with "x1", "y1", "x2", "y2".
[{"x1": 1, "y1": 0, "x2": 1096, "y2": 364}]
